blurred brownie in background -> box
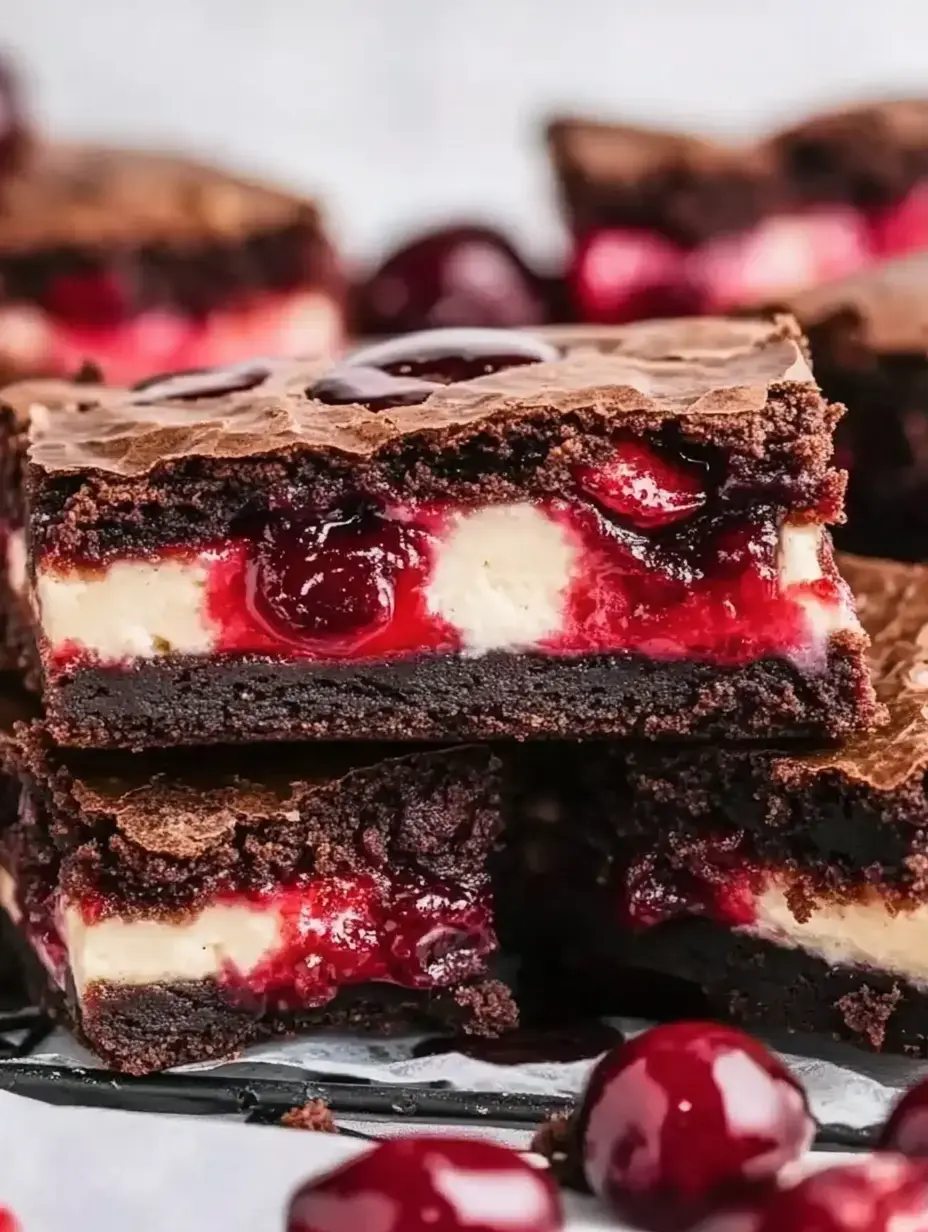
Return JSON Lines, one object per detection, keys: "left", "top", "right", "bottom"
{"left": 0, "top": 145, "right": 345, "bottom": 385}
{"left": 784, "top": 251, "right": 928, "bottom": 561}
{"left": 548, "top": 99, "right": 928, "bottom": 327}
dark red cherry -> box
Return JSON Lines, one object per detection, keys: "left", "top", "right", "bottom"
{"left": 756, "top": 1157, "right": 928, "bottom": 1232}
{"left": 130, "top": 362, "right": 271, "bottom": 403}
{"left": 577, "top": 1021, "right": 814, "bottom": 1230}
{"left": 0, "top": 58, "right": 29, "bottom": 178}
{"left": 356, "top": 225, "right": 548, "bottom": 335}
{"left": 0, "top": 1210, "right": 17, "bottom": 1232}
{"left": 251, "top": 506, "right": 424, "bottom": 648}
{"left": 287, "top": 1136, "right": 563, "bottom": 1232}
{"left": 576, "top": 439, "right": 707, "bottom": 529}
{"left": 880, "top": 1078, "right": 928, "bottom": 1156}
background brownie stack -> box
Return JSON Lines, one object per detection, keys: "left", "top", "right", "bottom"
{"left": 0, "top": 314, "right": 904, "bottom": 1071}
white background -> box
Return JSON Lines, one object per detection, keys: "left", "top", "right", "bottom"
{"left": 5, "top": 0, "right": 928, "bottom": 264}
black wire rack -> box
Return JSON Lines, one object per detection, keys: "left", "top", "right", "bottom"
{"left": 0, "top": 1002, "right": 874, "bottom": 1149}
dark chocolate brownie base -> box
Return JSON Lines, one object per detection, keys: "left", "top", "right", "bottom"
{"left": 558, "top": 918, "right": 928, "bottom": 1056}
{"left": 44, "top": 640, "right": 878, "bottom": 750}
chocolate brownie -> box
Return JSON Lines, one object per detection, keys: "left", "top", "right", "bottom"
{"left": 0, "top": 143, "right": 345, "bottom": 386}
{"left": 0, "top": 732, "right": 512, "bottom": 1073}
{"left": 4, "top": 318, "right": 881, "bottom": 748}
{"left": 510, "top": 554, "right": 928, "bottom": 1055}
{"left": 781, "top": 252, "right": 928, "bottom": 560}
{"left": 549, "top": 100, "right": 928, "bottom": 324}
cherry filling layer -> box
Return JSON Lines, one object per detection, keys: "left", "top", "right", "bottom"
{"left": 570, "top": 190, "right": 928, "bottom": 322}
{"left": 34, "top": 327, "right": 852, "bottom": 671}
{"left": 0, "top": 287, "right": 343, "bottom": 383}
{"left": 617, "top": 846, "right": 928, "bottom": 986}
{"left": 19, "top": 868, "right": 495, "bottom": 1008}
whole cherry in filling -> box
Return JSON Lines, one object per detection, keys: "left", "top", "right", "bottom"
{"left": 575, "top": 438, "right": 708, "bottom": 529}
{"left": 287, "top": 1137, "right": 563, "bottom": 1232}
{"left": 755, "top": 1157, "right": 928, "bottom": 1232}
{"left": 250, "top": 505, "right": 432, "bottom": 651}
{"left": 577, "top": 1021, "right": 814, "bottom": 1231}
{"left": 309, "top": 326, "right": 559, "bottom": 410}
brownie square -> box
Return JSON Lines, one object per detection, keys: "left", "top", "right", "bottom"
{"left": 0, "top": 733, "right": 511, "bottom": 1073}
{"left": 510, "top": 554, "right": 928, "bottom": 1056}
{"left": 5, "top": 317, "right": 880, "bottom": 748}
{"left": 549, "top": 100, "right": 928, "bottom": 323}
{"left": 0, "top": 143, "right": 345, "bottom": 386}
{"left": 784, "top": 251, "right": 928, "bottom": 560}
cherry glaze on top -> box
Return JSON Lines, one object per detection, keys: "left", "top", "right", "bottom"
{"left": 309, "top": 326, "right": 559, "bottom": 410}
{"left": 287, "top": 1136, "right": 563, "bottom": 1232}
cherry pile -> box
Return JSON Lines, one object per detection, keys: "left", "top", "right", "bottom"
{"left": 282, "top": 1021, "right": 928, "bottom": 1231}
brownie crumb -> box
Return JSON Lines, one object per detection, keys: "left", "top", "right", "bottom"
{"left": 837, "top": 983, "right": 903, "bottom": 1049}
{"left": 530, "top": 1112, "right": 587, "bottom": 1191}
{"left": 452, "top": 979, "right": 519, "bottom": 1036}
{"left": 280, "top": 1100, "right": 337, "bottom": 1133}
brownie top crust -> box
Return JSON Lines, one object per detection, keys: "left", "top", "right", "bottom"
{"left": 11, "top": 726, "right": 498, "bottom": 865}
{"left": 791, "top": 554, "right": 928, "bottom": 792}
{"left": 782, "top": 251, "right": 928, "bottom": 354}
{"left": 0, "top": 143, "right": 322, "bottom": 253}
{"left": 9, "top": 316, "right": 816, "bottom": 481}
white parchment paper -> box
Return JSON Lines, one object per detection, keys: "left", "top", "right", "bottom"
{"left": 7, "top": 1015, "right": 925, "bottom": 1134}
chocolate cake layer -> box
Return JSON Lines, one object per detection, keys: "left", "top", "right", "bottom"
{"left": 550, "top": 99, "right": 928, "bottom": 243}
{"left": 5, "top": 318, "right": 880, "bottom": 748}
{"left": 0, "top": 734, "right": 514, "bottom": 1071}
{"left": 507, "top": 554, "right": 928, "bottom": 1056}
{"left": 781, "top": 253, "right": 928, "bottom": 560}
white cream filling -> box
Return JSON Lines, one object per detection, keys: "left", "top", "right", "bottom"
{"left": 425, "top": 503, "right": 580, "bottom": 654}
{"left": 36, "top": 556, "right": 219, "bottom": 660}
{"left": 34, "top": 513, "right": 854, "bottom": 663}
{"left": 743, "top": 876, "right": 928, "bottom": 986}
{"left": 60, "top": 902, "right": 283, "bottom": 997}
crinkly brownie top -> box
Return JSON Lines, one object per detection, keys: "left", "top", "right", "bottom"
{"left": 6, "top": 317, "right": 818, "bottom": 480}
{"left": 0, "top": 142, "right": 322, "bottom": 253}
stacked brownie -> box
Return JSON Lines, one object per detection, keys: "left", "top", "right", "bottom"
{"left": 512, "top": 553, "right": 928, "bottom": 1055}
{"left": 549, "top": 99, "right": 928, "bottom": 324}
{"left": 0, "top": 316, "right": 888, "bottom": 1070}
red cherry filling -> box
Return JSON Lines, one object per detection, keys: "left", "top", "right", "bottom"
{"left": 570, "top": 228, "right": 694, "bottom": 324}
{"left": 577, "top": 1021, "right": 814, "bottom": 1231}
{"left": 880, "top": 1078, "right": 928, "bottom": 1156}
{"left": 308, "top": 327, "right": 560, "bottom": 410}
{"left": 619, "top": 850, "right": 758, "bottom": 932}
{"left": 250, "top": 506, "right": 432, "bottom": 652}
{"left": 222, "top": 871, "right": 494, "bottom": 1008}
{"left": 870, "top": 183, "right": 928, "bottom": 257}
{"left": 576, "top": 440, "right": 708, "bottom": 529}
{"left": 356, "top": 224, "right": 547, "bottom": 335}
{"left": 43, "top": 267, "right": 137, "bottom": 328}
{"left": 756, "top": 1157, "right": 928, "bottom": 1232}
{"left": 287, "top": 1136, "right": 563, "bottom": 1232}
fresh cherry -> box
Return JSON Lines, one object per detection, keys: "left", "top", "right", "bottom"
{"left": 356, "top": 225, "right": 548, "bottom": 336}
{"left": 130, "top": 362, "right": 271, "bottom": 403}
{"left": 250, "top": 505, "right": 427, "bottom": 650}
{"left": 287, "top": 1136, "right": 563, "bottom": 1232}
{"left": 756, "top": 1156, "right": 928, "bottom": 1232}
{"left": 576, "top": 439, "right": 707, "bottom": 529}
{"left": 0, "top": 1210, "right": 17, "bottom": 1232}
{"left": 577, "top": 1021, "right": 814, "bottom": 1230}
{"left": 308, "top": 327, "right": 559, "bottom": 410}
{"left": 879, "top": 1078, "right": 928, "bottom": 1156}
